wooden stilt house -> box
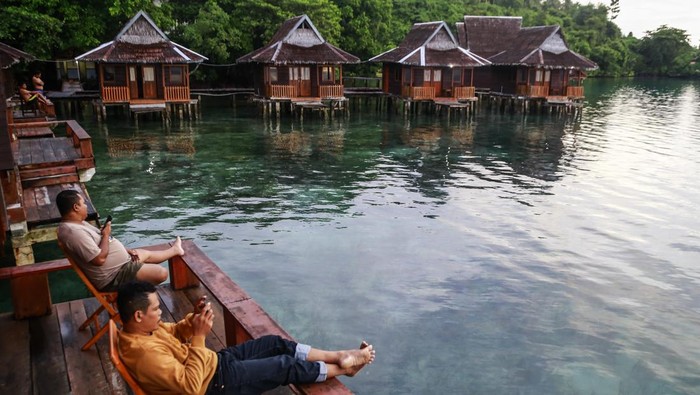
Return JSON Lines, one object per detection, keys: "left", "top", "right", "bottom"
{"left": 369, "top": 21, "right": 490, "bottom": 101}
{"left": 75, "top": 11, "right": 206, "bottom": 115}
{"left": 456, "top": 16, "right": 597, "bottom": 99}
{"left": 237, "top": 15, "right": 359, "bottom": 101}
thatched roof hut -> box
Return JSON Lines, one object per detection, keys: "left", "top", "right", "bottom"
{"left": 237, "top": 15, "right": 359, "bottom": 65}
{"left": 76, "top": 11, "right": 206, "bottom": 64}
{"left": 370, "top": 21, "right": 489, "bottom": 67}
{"left": 369, "top": 22, "right": 489, "bottom": 100}
{"left": 456, "top": 16, "right": 597, "bottom": 70}
{"left": 237, "top": 15, "right": 359, "bottom": 100}
{"left": 455, "top": 16, "right": 597, "bottom": 98}
{"left": 75, "top": 11, "right": 206, "bottom": 106}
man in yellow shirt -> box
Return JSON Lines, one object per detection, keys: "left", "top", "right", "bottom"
{"left": 117, "top": 281, "right": 375, "bottom": 394}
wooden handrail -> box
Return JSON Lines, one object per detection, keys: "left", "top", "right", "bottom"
{"left": 169, "top": 240, "right": 353, "bottom": 394}
{"left": 0, "top": 258, "right": 71, "bottom": 280}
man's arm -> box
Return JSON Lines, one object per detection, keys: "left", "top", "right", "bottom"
{"left": 88, "top": 222, "right": 111, "bottom": 266}
{"left": 132, "top": 303, "right": 216, "bottom": 394}
{"left": 131, "top": 340, "right": 216, "bottom": 395}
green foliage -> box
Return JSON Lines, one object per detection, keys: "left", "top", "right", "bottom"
{"left": 634, "top": 26, "right": 699, "bottom": 76}
{"left": 1, "top": 0, "right": 697, "bottom": 79}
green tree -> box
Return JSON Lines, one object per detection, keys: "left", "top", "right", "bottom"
{"left": 635, "top": 26, "right": 697, "bottom": 76}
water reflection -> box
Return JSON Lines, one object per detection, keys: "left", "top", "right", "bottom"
{"left": 75, "top": 80, "right": 700, "bottom": 395}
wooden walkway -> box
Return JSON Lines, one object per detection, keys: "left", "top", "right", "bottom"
{"left": 0, "top": 284, "right": 292, "bottom": 395}
{"left": 0, "top": 240, "right": 352, "bottom": 394}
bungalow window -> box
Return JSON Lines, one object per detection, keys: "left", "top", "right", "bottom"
{"left": 424, "top": 69, "right": 441, "bottom": 82}
{"left": 394, "top": 67, "right": 401, "bottom": 81}
{"left": 268, "top": 67, "right": 278, "bottom": 83}
{"left": 104, "top": 66, "right": 116, "bottom": 82}
{"left": 167, "top": 66, "right": 184, "bottom": 86}
{"left": 452, "top": 69, "right": 462, "bottom": 85}
{"left": 535, "top": 69, "right": 543, "bottom": 84}
{"left": 103, "top": 65, "right": 126, "bottom": 85}
{"left": 321, "top": 66, "right": 337, "bottom": 83}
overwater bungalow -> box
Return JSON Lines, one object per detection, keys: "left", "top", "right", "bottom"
{"left": 2, "top": 42, "right": 98, "bottom": 319}
{"left": 456, "top": 16, "right": 597, "bottom": 101}
{"left": 75, "top": 10, "right": 207, "bottom": 120}
{"left": 369, "top": 21, "right": 490, "bottom": 102}
{"left": 237, "top": 14, "right": 359, "bottom": 114}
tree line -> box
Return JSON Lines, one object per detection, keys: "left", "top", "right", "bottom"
{"left": 2, "top": 0, "right": 699, "bottom": 82}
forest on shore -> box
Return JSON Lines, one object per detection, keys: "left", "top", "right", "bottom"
{"left": 2, "top": 0, "right": 699, "bottom": 84}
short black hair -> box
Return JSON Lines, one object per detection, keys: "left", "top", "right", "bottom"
{"left": 56, "top": 189, "right": 82, "bottom": 216}
{"left": 117, "top": 281, "right": 157, "bottom": 324}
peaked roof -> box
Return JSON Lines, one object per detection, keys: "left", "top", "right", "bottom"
{"left": 76, "top": 11, "right": 206, "bottom": 64}
{"left": 457, "top": 16, "right": 597, "bottom": 70}
{"left": 237, "top": 15, "right": 359, "bottom": 65}
{"left": 0, "top": 42, "right": 34, "bottom": 69}
{"left": 369, "top": 21, "right": 489, "bottom": 67}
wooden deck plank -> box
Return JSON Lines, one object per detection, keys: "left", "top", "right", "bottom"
{"left": 0, "top": 312, "right": 31, "bottom": 395}
{"left": 83, "top": 298, "right": 130, "bottom": 395}
{"left": 57, "top": 301, "right": 112, "bottom": 395}
{"left": 29, "top": 306, "right": 71, "bottom": 395}
{"left": 14, "top": 126, "right": 54, "bottom": 139}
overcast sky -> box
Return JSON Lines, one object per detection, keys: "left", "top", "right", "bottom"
{"left": 577, "top": 0, "right": 700, "bottom": 45}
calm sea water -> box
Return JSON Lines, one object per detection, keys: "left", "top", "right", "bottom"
{"left": 29, "top": 79, "right": 700, "bottom": 394}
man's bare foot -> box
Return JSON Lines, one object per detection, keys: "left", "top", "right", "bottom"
{"left": 172, "top": 236, "right": 185, "bottom": 256}
{"left": 340, "top": 342, "right": 375, "bottom": 377}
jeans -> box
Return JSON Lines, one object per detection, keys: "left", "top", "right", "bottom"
{"left": 207, "top": 335, "right": 323, "bottom": 395}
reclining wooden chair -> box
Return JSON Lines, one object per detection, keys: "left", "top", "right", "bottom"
{"left": 109, "top": 320, "right": 146, "bottom": 395}
{"left": 58, "top": 241, "right": 121, "bottom": 351}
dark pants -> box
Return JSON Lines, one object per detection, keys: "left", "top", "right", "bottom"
{"left": 207, "top": 335, "right": 321, "bottom": 395}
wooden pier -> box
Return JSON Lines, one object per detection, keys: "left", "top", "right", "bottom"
{"left": 0, "top": 241, "right": 353, "bottom": 395}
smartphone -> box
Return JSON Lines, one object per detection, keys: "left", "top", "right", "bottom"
{"left": 101, "top": 215, "right": 112, "bottom": 230}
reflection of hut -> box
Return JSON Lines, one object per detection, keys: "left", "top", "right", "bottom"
{"left": 106, "top": 134, "right": 196, "bottom": 157}
{"left": 370, "top": 22, "right": 489, "bottom": 102}
{"left": 402, "top": 125, "right": 443, "bottom": 154}
{"left": 456, "top": 16, "right": 597, "bottom": 99}
{"left": 76, "top": 11, "right": 207, "bottom": 120}
{"left": 238, "top": 15, "right": 359, "bottom": 115}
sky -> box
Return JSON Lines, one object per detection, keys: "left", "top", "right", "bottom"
{"left": 578, "top": 0, "right": 700, "bottom": 46}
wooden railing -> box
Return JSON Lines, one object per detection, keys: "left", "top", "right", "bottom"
{"left": 567, "top": 86, "right": 584, "bottom": 98}
{"left": 453, "top": 86, "right": 475, "bottom": 99}
{"left": 517, "top": 85, "right": 549, "bottom": 98}
{"left": 403, "top": 86, "right": 435, "bottom": 100}
{"left": 101, "top": 86, "right": 129, "bottom": 103}
{"left": 320, "top": 85, "right": 344, "bottom": 99}
{"left": 165, "top": 86, "right": 190, "bottom": 102}
{"left": 66, "top": 120, "right": 95, "bottom": 172}
{"left": 267, "top": 84, "right": 296, "bottom": 99}
{"left": 528, "top": 85, "right": 548, "bottom": 98}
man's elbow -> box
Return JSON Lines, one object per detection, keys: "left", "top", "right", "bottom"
{"left": 90, "top": 257, "right": 106, "bottom": 266}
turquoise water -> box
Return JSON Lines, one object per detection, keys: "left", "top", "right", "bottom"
{"left": 8, "top": 79, "right": 700, "bottom": 394}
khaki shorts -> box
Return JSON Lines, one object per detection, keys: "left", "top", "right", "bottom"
{"left": 102, "top": 261, "right": 143, "bottom": 291}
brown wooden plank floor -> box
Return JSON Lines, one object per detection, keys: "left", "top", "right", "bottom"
{"left": 11, "top": 137, "right": 81, "bottom": 168}
{"left": 0, "top": 284, "right": 291, "bottom": 395}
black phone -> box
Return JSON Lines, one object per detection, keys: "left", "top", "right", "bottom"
{"left": 101, "top": 215, "right": 112, "bottom": 230}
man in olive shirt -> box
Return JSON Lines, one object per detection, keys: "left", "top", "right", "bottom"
{"left": 56, "top": 189, "right": 184, "bottom": 291}
{"left": 117, "top": 281, "right": 375, "bottom": 394}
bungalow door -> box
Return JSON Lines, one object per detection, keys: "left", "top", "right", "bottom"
{"left": 424, "top": 69, "right": 442, "bottom": 97}
{"left": 128, "top": 66, "right": 139, "bottom": 99}
{"left": 142, "top": 66, "right": 157, "bottom": 99}
{"left": 290, "top": 67, "right": 311, "bottom": 97}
